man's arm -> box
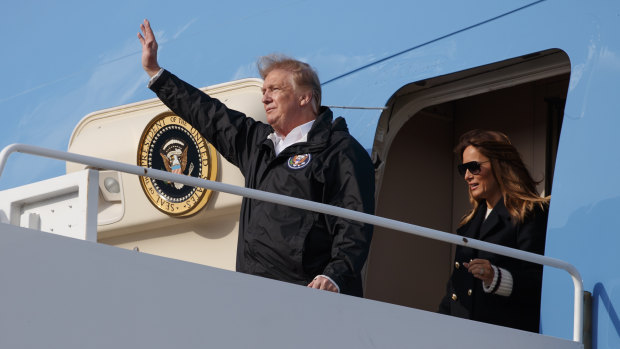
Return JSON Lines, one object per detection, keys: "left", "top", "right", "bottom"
{"left": 137, "top": 19, "right": 267, "bottom": 172}
{"left": 319, "top": 139, "right": 375, "bottom": 296}
{"left": 137, "top": 19, "right": 162, "bottom": 77}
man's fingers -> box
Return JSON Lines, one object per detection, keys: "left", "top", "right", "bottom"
{"left": 143, "top": 19, "right": 154, "bottom": 40}
{"left": 307, "top": 276, "right": 336, "bottom": 292}
{"left": 139, "top": 20, "right": 154, "bottom": 43}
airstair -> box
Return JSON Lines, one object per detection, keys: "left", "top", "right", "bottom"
{"left": 0, "top": 144, "right": 583, "bottom": 349}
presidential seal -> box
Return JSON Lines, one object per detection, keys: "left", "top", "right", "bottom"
{"left": 288, "top": 153, "right": 312, "bottom": 169}
{"left": 138, "top": 113, "right": 218, "bottom": 217}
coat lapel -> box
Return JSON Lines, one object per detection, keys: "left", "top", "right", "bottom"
{"left": 457, "top": 204, "right": 486, "bottom": 239}
{"left": 457, "top": 199, "right": 512, "bottom": 241}
{"left": 479, "top": 199, "right": 511, "bottom": 241}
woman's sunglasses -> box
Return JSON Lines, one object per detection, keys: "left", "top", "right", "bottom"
{"left": 457, "top": 161, "right": 489, "bottom": 176}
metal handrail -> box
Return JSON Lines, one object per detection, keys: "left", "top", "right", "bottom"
{"left": 0, "top": 143, "right": 584, "bottom": 343}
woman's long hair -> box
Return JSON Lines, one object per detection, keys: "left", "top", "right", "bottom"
{"left": 455, "top": 129, "right": 550, "bottom": 224}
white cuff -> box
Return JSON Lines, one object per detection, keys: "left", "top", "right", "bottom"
{"left": 495, "top": 268, "right": 513, "bottom": 297}
{"left": 147, "top": 68, "right": 164, "bottom": 88}
{"left": 482, "top": 266, "right": 513, "bottom": 297}
{"left": 482, "top": 265, "right": 500, "bottom": 292}
{"left": 316, "top": 275, "right": 340, "bottom": 293}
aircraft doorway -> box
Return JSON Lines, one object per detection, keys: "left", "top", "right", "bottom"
{"left": 364, "top": 49, "right": 570, "bottom": 311}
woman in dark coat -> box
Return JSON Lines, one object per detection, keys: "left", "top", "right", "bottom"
{"left": 438, "top": 130, "right": 550, "bottom": 332}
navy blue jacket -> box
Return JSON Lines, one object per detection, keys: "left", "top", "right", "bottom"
{"left": 438, "top": 199, "right": 548, "bottom": 332}
{"left": 150, "top": 70, "right": 375, "bottom": 296}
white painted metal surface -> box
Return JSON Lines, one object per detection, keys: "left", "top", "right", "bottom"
{"left": 0, "top": 143, "right": 584, "bottom": 344}
{"left": 0, "top": 169, "right": 99, "bottom": 241}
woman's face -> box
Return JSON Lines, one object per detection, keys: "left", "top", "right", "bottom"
{"left": 462, "top": 145, "right": 502, "bottom": 208}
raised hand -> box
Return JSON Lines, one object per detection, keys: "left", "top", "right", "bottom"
{"left": 137, "top": 19, "right": 161, "bottom": 77}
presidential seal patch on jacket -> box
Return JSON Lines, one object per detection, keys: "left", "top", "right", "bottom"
{"left": 137, "top": 112, "right": 218, "bottom": 217}
{"left": 288, "top": 153, "right": 312, "bottom": 169}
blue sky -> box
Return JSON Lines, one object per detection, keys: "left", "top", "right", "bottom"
{"left": 0, "top": 0, "right": 530, "bottom": 190}
{"left": 0, "top": 0, "right": 380, "bottom": 190}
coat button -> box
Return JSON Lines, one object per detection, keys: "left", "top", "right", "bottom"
{"left": 451, "top": 293, "right": 458, "bottom": 301}
{"left": 455, "top": 262, "right": 460, "bottom": 269}
{"left": 468, "top": 289, "right": 473, "bottom": 296}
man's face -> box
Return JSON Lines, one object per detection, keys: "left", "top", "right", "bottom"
{"left": 261, "top": 69, "right": 305, "bottom": 136}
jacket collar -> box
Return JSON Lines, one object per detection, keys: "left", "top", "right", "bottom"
{"left": 263, "top": 107, "right": 347, "bottom": 156}
{"left": 307, "top": 106, "right": 347, "bottom": 144}
{"left": 480, "top": 198, "right": 513, "bottom": 240}
{"left": 458, "top": 198, "right": 512, "bottom": 240}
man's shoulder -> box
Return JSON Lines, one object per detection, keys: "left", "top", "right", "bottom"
{"left": 325, "top": 134, "right": 373, "bottom": 174}
{"left": 329, "top": 127, "right": 369, "bottom": 155}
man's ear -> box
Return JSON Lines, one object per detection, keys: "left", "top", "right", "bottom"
{"left": 299, "top": 91, "right": 312, "bottom": 107}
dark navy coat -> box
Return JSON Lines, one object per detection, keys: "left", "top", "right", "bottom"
{"left": 438, "top": 199, "right": 548, "bottom": 332}
{"left": 150, "top": 70, "right": 375, "bottom": 296}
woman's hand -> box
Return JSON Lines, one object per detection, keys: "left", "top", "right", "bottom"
{"left": 464, "top": 258, "right": 494, "bottom": 286}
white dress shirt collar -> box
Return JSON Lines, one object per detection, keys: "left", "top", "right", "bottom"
{"left": 268, "top": 120, "right": 315, "bottom": 156}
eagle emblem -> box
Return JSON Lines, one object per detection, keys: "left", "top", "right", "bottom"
{"left": 160, "top": 138, "right": 194, "bottom": 189}
{"left": 288, "top": 153, "right": 312, "bottom": 169}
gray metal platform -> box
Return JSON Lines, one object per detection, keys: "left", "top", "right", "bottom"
{"left": 0, "top": 223, "right": 582, "bottom": 348}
